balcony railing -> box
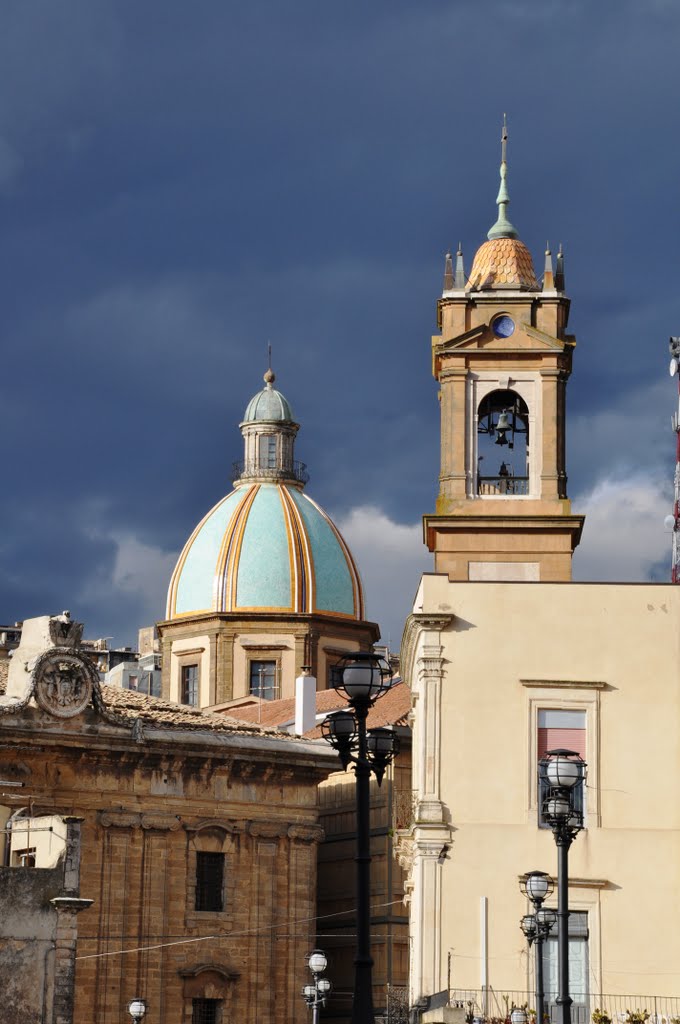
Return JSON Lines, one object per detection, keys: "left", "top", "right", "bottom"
{"left": 450, "top": 989, "right": 680, "bottom": 1024}
{"left": 478, "top": 476, "right": 529, "bottom": 496}
{"left": 232, "top": 460, "right": 309, "bottom": 485}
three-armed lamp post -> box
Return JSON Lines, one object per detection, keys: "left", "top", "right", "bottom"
{"left": 302, "top": 949, "right": 332, "bottom": 1024}
{"left": 539, "top": 749, "right": 586, "bottom": 1024}
{"left": 321, "top": 652, "right": 399, "bottom": 1024}
{"left": 519, "top": 871, "right": 557, "bottom": 1024}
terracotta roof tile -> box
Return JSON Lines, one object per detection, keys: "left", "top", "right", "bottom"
{"left": 467, "top": 237, "right": 539, "bottom": 291}
{"left": 99, "top": 685, "right": 280, "bottom": 734}
{"left": 223, "top": 681, "right": 411, "bottom": 739}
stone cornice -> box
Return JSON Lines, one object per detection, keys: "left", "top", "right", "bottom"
{"left": 99, "top": 811, "right": 182, "bottom": 830}
{"left": 184, "top": 818, "right": 245, "bottom": 834}
{"left": 516, "top": 873, "right": 609, "bottom": 890}
{"left": 520, "top": 678, "right": 607, "bottom": 691}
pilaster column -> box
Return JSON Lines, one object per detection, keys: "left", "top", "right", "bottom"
{"left": 540, "top": 368, "right": 560, "bottom": 499}
{"left": 439, "top": 368, "right": 468, "bottom": 500}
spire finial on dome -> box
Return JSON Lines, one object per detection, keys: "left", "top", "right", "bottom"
{"left": 487, "top": 114, "right": 519, "bottom": 241}
{"left": 264, "top": 342, "right": 275, "bottom": 387}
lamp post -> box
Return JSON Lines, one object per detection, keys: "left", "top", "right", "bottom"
{"left": 539, "top": 749, "right": 586, "bottom": 1024}
{"left": 302, "top": 949, "right": 332, "bottom": 1024}
{"left": 519, "top": 871, "right": 556, "bottom": 1024}
{"left": 127, "top": 999, "right": 147, "bottom": 1024}
{"left": 321, "top": 652, "right": 399, "bottom": 1024}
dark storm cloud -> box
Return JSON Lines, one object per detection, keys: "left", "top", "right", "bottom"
{"left": 1, "top": 0, "right": 678, "bottom": 644}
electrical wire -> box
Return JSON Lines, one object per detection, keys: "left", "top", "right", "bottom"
{"left": 75, "top": 898, "right": 404, "bottom": 961}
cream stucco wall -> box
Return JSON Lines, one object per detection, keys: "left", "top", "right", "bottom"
{"left": 9, "top": 814, "right": 66, "bottom": 868}
{"left": 169, "top": 633, "right": 212, "bottom": 704}
{"left": 402, "top": 575, "right": 680, "bottom": 1011}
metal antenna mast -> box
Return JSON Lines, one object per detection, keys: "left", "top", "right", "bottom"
{"left": 667, "top": 337, "right": 680, "bottom": 581}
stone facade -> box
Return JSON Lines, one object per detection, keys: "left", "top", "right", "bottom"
{"left": 0, "top": 616, "right": 337, "bottom": 1024}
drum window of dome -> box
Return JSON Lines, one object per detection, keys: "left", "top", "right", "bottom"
{"left": 249, "top": 659, "right": 279, "bottom": 701}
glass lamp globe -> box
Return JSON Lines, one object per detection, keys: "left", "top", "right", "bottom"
{"left": 511, "top": 1009, "right": 528, "bottom": 1024}
{"left": 546, "top": 753, "right": 584, "bottom": 789}
{"left": 536, "top": 906, "right": 556, "bottom": 931}
{"left": 342, "top": 659, "right": 382, "bottom": 701}
{"left": 545, "top": 795, "right": 571, "bottom": 821}
{"left": 322, "top": 710, "right": 356, "bottom": 743}
{"left": 366, "top": 727, "right": 398, "bottom": 757}
{"left": 524, "top": 871, "right": 553, "bottom": 902}
{"left": 318, "top": 978, "right": 332, "bottom": 994}
{"left": 128, "top": 1000, "right": 147, "bottom": 1021}
{"left": 303, "top": 984, "right": 317, "bottom": 1000}
{"left": 308, "top": 949, "right": 328, "bottom": 975}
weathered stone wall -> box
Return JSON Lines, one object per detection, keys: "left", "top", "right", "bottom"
{"left": 0, "top": 863, "right": 63, "bottom": 1023}
{"left": 0, "top": 709, "right": 333, "bottom": 1024}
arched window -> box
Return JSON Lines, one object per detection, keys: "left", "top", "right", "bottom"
{"left": 477, "top": 390, "right": 530, "bottom": 495}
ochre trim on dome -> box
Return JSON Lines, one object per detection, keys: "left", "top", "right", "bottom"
{"left": 279, "top": 485, "right": 314, "bottom": 613}
{"left": 279, "top": 486, "right": 302, "bottom": 611}
{"left": 220, "top": 484, "right": 260, "bottom": 612}
{"left": 166, "top": 489, "right": 251, "bottom": 619}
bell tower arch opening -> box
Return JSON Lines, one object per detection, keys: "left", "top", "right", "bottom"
{"left": 476, "top": 389, "right": 530, "bottom": 496}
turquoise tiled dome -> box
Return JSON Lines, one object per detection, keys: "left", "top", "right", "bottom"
{"left": 243, "top": 371, "right": 294, "bottom": 423}
{"left": 167, "top": 483, "right": 364, "bottom": 620}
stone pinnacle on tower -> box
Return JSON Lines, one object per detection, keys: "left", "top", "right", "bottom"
{"left": 543, "top": 243, "right": 554, "bottom": 291}
{"left": 454, "top": 243, "right": 466, "bottom": 288}
{"left": 443, "top": 251, "right": 454, "bottom": 292}
{"left": 555, "top": 243, "right": 566, "bottom": 291}
{"left": 487, "top": 114, "right": 519, "bottom": 241}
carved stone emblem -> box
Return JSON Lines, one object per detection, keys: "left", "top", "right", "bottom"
{"left": 33, "top": 650, "right": 94, "bottom": 718}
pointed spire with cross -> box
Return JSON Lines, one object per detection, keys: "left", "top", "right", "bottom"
{"left": 487, "top": 114, "right": 519, "bottom": 241}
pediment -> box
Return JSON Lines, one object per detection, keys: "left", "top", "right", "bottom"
{"left": 437, "top": 321, "right": 565, "bottom": 354}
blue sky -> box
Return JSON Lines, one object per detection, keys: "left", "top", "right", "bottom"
{"left": 1, "top": 0, "right": 678, "bottom": 648}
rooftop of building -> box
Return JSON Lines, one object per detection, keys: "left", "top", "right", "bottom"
{"left": 0, "top": 667, "right": 303, "bottom": 739}
{"left": 223, "top": 679, "right": 410, "bottom": 738}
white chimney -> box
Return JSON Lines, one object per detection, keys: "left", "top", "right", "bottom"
{"left": 294, "top": 670, "right": 317, "bottom": 735}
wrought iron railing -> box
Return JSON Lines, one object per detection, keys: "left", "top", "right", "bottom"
{"left": 385, "top": 985, "right": 409, "bottom": 1024}
{"left": 478, "top": 476, "right": 529, "bottom": 496}
{"left": 450, "top": 989, "right": 680, "bottom": 1024}
{"left": 232, "top": 460, "right": 309, "bottom": 484}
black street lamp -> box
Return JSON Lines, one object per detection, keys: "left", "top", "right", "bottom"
{"left": 539, "top": 749, "right": 586, "bottom": 1024}
{"left": 519, "top": 871, "right": 556, "bottom": 1024}
{"left": 302, "top": 949, "right": 332, "bottom": 1024}
{"left": 127, "top": 999, "right": 147, "bottom": 1024}
{"left": 321, "top": 652, "right": 399, "bottom": 1024}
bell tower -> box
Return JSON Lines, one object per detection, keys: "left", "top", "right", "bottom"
{"left": 425, "top": 119, "right": 584, "bottom": 582}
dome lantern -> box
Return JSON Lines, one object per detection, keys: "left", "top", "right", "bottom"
{"left": 235, "top": 367, "right": 308, "bottom": 487}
